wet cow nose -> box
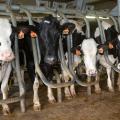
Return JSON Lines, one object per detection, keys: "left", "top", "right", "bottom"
{"left": 1, "top": 51, "right": 12, "bottom": 58}
{"left": 88, "top": 69, "right": 97, "bottom": 76}
{"left": 44, "top": 56, "right": 57, "bottom": 64}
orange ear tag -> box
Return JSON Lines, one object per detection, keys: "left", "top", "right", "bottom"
{"left": 30, "top": 31, "right": 37, "bottom": 38}
{"left": 63, "top": 28, "right": 69, "bottom": 35}
{"left": 108, "top": 43, "right": 113, "bottom": 49}
{"left": 75, "top": 49, "right": 81, "bottom": 56}
{"left": 18, "top": 31, "right": 24, "bottom": 39}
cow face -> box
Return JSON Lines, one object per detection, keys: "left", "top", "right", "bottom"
{"left": 81, "top": 38, "right": 97, "bottom": 76}
{"left": 40, "top": 15, "right": 60, "bottom": 65}
{"left": 0, "top": 19, "right": 14, "bottom": 61}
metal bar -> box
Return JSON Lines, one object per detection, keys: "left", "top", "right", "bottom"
{"left": 6, "top": 6, "right": 26, "bottom": 112}
{"left": 110, "top": 16, "right": 119, "bottom": 32}
{"left": 0, "top": 4, "right": 111, "bottom": 16}
{"left": 54, "top": 70, "right": 62, "bottom": 103}
{"left": 117, "top": 0, "right": 120, "bottom": 31}
{"left": 84, "top": 17, "right": 90, "bottom": 38}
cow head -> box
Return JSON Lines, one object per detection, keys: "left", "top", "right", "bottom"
{"left": 39, "top": 15, "right": 60, "bottom": 65}
{"left": 0, "top": 19, "right": 14, "bottom": 61}
{"left": 81, "top": 38, "right": 97, "bottom": 76}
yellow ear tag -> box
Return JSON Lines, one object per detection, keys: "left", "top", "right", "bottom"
{"left": 63, "top": 28, "right": 69, "bottom": 35}
{"left": 30, "top": 31, "right": 37, "bottom": 38}
{"left": 18, "top": 31, "right": 24, "bottom": 39}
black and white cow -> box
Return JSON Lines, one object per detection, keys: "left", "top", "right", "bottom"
{"left": 0, "top": 18, "right": 15, "bottom": 115}
{"left": 94, "top": 21, "right": 120, "bottom": 92}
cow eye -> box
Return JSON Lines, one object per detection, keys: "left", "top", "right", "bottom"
{"left": 0, "top": 42, "right": 1, "bottom": 46}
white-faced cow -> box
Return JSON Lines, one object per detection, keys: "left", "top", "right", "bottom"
{"left": 60, "top": 20, "right": 98, "bottom": 97}
{"left": 0, "top": 18, "right": 14, "bottom": 115}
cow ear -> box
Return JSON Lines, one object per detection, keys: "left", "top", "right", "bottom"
{"left": 70, "top": 47, "right": 76, "bottom": 54}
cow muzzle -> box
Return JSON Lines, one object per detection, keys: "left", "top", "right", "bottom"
{"left": 0, "top": 50, "right": 15, "bottom": 61}
{"left": 87, "top": 69, "right": 97, "bottom": 77}
{"left": 44, "top": 56, "right": 57, "bottom": 65}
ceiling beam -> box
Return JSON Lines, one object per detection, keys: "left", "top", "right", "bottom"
{"left": 87, "top": 0, "right": 116, "bottom": 5}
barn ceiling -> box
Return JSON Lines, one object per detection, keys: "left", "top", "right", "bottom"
{"left": 0, "top": 0, "right": 117, "bottom": 10}
{"left": 0, "top": 0, "right": 117, "bottom": 17}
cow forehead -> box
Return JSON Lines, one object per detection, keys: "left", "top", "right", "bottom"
{"left": 0, "top": 18, "right": 12, "bottom": 36}
{"left": 81, "top": 38, "right": 97, "bottom": 53}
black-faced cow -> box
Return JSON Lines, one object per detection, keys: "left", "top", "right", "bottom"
{"left": 14, "top": 15, "right": 61, "bottom": 111}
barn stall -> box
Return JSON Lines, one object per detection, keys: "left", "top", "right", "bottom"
{"left": 0, "top": 0, "right": 120, "bottom": 120}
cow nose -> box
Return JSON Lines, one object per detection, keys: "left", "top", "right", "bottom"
{"left": 88, "top": 69, "right": 97, "bottom": 76}
{"left": 44, "top": 56, "right": 57, "bottom": 64}
{"left": 0, "top": 51, "right": 14, "bottom": 61}
{"left": 117, "top": 63, "right": 120, "bottom": 70}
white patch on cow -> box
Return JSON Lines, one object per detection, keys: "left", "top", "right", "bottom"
{"left": 118, "top": 35, "right": 120, "bottom": 42}
{"left": 0, "top": 18, "right": 14, "bottom": 61}
{"left": 102, "top": 21, "right": 111, "bottom": 30}
{"left": 64, "top": 52, "right": 81, "bottom": 69}
{"left": 44, "top": 20, "right": 50, "bottom": 24}
{"left": 97, "top": 54, "right": 116, "bottom": 68}
{"left": 94, "top": 27, "right": 100, "bottom": 38}
{"left": 117, "top": 63, "right": 120, "bottom": 70}
{"left": 81, "top": 38, "right": 97, "bottom": 76}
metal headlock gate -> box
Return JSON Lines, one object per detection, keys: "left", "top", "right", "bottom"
{"left": 0, "top": 6, "right": 25, "bottom": 113}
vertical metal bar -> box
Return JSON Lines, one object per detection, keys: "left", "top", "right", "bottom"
{"left": 54, "top": 70, "right": 62, "bottom": 103}
{"left": 117, "top": 0, "right": 120, "bottom": 31}
{"left": 6, "top": 6, "right": 26, "bottom": 112}
{"left": 87, "top": 76, "right": 92, "bottom": 96}
{"left": 110, "top": 16, "right": 119, "bottom": 32}
{"left": 84, "top": 17, "right": 90, "bottom": 38}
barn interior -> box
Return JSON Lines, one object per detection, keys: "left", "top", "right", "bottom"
{"left": 0, "top": 0, "right": 120, "bottom": 120}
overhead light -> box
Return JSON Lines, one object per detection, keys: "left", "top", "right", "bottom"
{"left": 85, "top": 16, "right": 109, "bottom": 19}
{"left": 86, "top": 16, "right": 96, "bottom": 19}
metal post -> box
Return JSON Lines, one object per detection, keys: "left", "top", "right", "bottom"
{"left": 117, "top": 0, "right": 120, "bottom": 31}
{"left": 110, "top": 16, "right": 119, "bottom": 32}
{"left": 84, "top": 17, "right": 90, "bottom": 38}
{"left": 6, "top": 6, "right": 26, "bottom": 112}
